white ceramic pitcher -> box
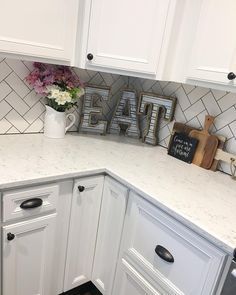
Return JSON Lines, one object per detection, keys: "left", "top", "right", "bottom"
{"left": 44, "top": 105, "right": 76, "bottom": 139}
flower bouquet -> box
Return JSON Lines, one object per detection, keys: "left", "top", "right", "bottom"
{"left": 26, "top": 62, "right": 84, "bottom": 112}
{"left": 26, "top": 63, "right": 84, "bottom": 138}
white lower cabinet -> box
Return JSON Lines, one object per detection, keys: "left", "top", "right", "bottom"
{"left": 0, "top": 176, "right": 229, "bottom": 295}
{"left": 113, "top": 259, "right": 164, "bottom": 295}
{"left": 2, "top": 214, "right": 57, "bottom": 295}
{"left": 64, "top": 175, "right": 104, "bottom": 291}
{"left": 92, "top": 176, "right": 128, "bottom": 294}
{"left": 114, "top": 191, "right": 226, "bottom": 295}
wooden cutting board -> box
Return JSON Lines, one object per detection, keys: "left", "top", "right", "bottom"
{"left": 189, "top": 116, "right": 219, "bottom": 167}
{"left": 171, "top": 121, "right": 226, "bottom": 171}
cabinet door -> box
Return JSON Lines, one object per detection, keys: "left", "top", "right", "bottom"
{"left": 113, "top": 259, "right": 163, "bottom": 295}
{"left": 64, "top": 176, "right": 104, "bottom": 291}
{"left": 0, "top": 0, "right": 78, "bottom": 63}
{"left": 92, "top": 176, "right": 128, "bottom": 294}
{"left": 2, "top": 214, "right": 56, "bottom": 295}
{"left": 119, "top": 192, "right": 225, "bottom": 295}
{"left": 188, "top": 0, "right": 236, "bottom": 86}
{"left": 86, "top": 0, "right": 171, "bottom": 75}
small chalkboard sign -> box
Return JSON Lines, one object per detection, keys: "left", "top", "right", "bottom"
{"left": 168, "top": 132, "right": 198, "bottom": 164}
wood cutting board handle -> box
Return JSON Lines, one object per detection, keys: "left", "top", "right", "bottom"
{"left": 204, "top": 115, "right": 215, "bottom": 133}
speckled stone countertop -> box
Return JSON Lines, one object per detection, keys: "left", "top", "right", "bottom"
{"left": 0, "top": 133, "right": 235, "bottom": 256}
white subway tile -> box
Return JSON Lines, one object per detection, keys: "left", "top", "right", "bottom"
{"left": 5, "top": 91, "right": 30, "bottom": 115}
{"left": 0, "top": 100, "right": 11, "bottom": 120}
{"left": 0, "top": 118, "right": 12, "bottom": 134}
{"left": 5, "top": 109, "right": 29, "bottom": 132}
{"left": 214, "top": 107, "right": 236, "bottom": 130}
{"left": 24, "top": 102, "right": 45, "bottom": 124}
{"left": 218, "top": 93, "right": 236, "bottom": 112}
{"left": 5, "top": 59, "right": 30, "bottom": 80}
{"left": 175, "top": 86, "right": 191, "bottom": 111}
{"left": 6, "top": 126, "right": 20, "bottom": 134}
{"left": 24, "top": 90, "right": 42, "bottom": 107}
{"left": 25, "top": 118, "right": 44, "bottom": 133}
{"left": 5, "top": 72, "right": 30, "bottom": 98}
{"left": 184, "top": 100, "right": 205, "bottom": 121}
{"left": 188, "top": 87, "right": 210, "bottom": 104}
{"left": 0, "top": 61, "right": 12, "bottom": 82}
{"left": 202, "top": 92, "right": 221, "bottom": 116}
{"left": 215, "top": 125, "right": 233, "bottom": 139}
{"left": 0, "top": 81, "right": 12, "bottom": 101}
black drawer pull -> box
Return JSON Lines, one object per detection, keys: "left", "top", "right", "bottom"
{"left": 78, "top": 185, "right": 85, "bottom": 192}
{"left": 20, "top": 198, "right": 43, "bottom": 209}
{"left": 155, "top": 245, "right": 174, "bottom": 263}
{"left": 7, "top": 233, "right": 15, "bottom": 241}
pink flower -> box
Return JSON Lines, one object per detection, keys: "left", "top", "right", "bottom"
{"left": 25, "top": 62, "right": 84, "bottom": 95}
{"left": 33, "top": 79, "right": 47, "bottom": 94}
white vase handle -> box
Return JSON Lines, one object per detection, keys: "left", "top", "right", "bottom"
{"left": 65, "top": 113, "right": 76, "bottom": 132}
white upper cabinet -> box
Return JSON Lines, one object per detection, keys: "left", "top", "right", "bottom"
{"left": 79, "top": 0, "right": 177, "bottom": 78}
{"left": 188, "top": 0, "right": 236, "bottom": 88}
{"left": 0, "top": 0, "right": 79, "bottom": 64}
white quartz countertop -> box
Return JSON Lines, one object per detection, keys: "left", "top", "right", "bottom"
{"left": 0, "top": 133, "right": 235, "bottom": 256}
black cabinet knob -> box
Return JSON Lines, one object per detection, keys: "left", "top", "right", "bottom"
{"left": 7, "top": 233, "right": 15, "bottom": 241}
{"left": 78, "top": 185, "right": 85, "bottom": 192}
{"left": 87, "top": 53, "right": 94, "bottom": 61}
{"left": 155, "top": 245, "right": 174, "bottom": 263}
{"left": 227, "top": 72, "right": 236, "bottom": 80}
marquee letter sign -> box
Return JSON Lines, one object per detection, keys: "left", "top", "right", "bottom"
{"left": 80, "top": 85, "right": 111, "bottom": 135}
{"left": 109, "top": 90, "right": 139, "bottom": 138}
{"left": 138, "top": 92, "right": 176, "bottom": 145}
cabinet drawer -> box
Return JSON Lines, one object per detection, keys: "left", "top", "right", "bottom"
{"left": 113, "top": 258, "right": 165, "bottom": 295}
{"left": 121, "top": 192, "right": 226, "bottom": 295}
{"left": 3, "top": 184, "right": 59, "bottom": 222}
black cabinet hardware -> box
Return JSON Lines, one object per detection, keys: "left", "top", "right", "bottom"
{"left": 7, "top": 233, "right": 15, "bottom": 241}
{"left": 78, "top": 185, "right": 85, "bottom": 192}
{"left": 87, "top": 53, "right": 94, "bottom": 60}
{"left": 155, "top": 245, "right": 174, "bottom": 263}
{"left": 227, "top": 72, "right": 236, "bottom": 80}
{"left": 20, "top": 198, "right": 43, "bottom": 209}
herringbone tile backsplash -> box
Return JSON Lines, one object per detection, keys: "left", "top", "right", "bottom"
{"left": 0, "top": 58, "right": 235, "bottom": 174}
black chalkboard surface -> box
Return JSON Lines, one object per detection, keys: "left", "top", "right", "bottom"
{"left": 168, "top": 132, "right": 199, "bottom": 164}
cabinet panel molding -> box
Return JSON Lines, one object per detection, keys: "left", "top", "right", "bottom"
{"left": 2, "top": 214, "right": 57, "bottom": 295}
{"left": 0, "top": 0, "right": 79, "bottom": 63}
{"left": 118, "top": 191, "right": 226, "bottom": 295}
{"left": 64, "top": 175, "right": 104, "bottom": 291}
{"left": 92, "top": 176, "right": 128, "bottom": 294}
{"left": 83, "top": 0, "right": 173, "bottom": 76}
